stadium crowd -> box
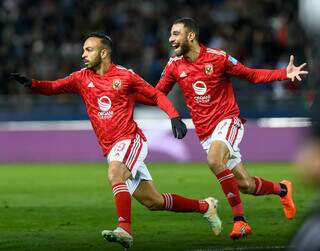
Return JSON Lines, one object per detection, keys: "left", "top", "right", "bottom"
{"left": 0, "top": 0, "right": 316, "bottom": 119}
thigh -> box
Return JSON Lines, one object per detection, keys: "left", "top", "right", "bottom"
{"left": 107, "top": 160, "right": 132, "bottom": 186}
{"left": 107, "top": 134, "right": 147, "bottom": 179}
{"left": 133, "top": 180, "right": 163, "bottom": 205}
{"left": 208, "top": 140, "right": 230, "bottom": 164}
{"left": 126, "top": 163, "right": 153, "bottom": 195}
{"left": 202, "top": 117, "right": 244, "bottom": 170}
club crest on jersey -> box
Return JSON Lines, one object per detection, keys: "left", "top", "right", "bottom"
{"left": 204, "top": 63, "right": 213, "bottom": 75}
{"left": 112, "top": 79, "right": 122, "bottom": 90}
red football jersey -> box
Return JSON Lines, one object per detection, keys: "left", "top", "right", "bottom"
{"left": 31, "top": 64, "right": 179, "bottom": 155}
{"left": 154, "top": 45, "right": 288, "bottom": 141}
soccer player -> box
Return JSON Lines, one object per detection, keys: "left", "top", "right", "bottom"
{"left": 135, "top": 18, "right": 308, "bottom": 240}
{"left": 9, "top": 32, "right": 222, "bottom": 249}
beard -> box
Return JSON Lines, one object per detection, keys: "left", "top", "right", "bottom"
{"left": 85, "top": 59, "right": 101, "bottom": 70}
{"left": 177, "top": 39, "right": 191, "bottom": 56}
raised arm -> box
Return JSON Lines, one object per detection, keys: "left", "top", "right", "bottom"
{"left": 10, "top": 72, "right": 79, "bottom": 95}
{"left": 225, "top": 54, "right": 308, "bottom": 84}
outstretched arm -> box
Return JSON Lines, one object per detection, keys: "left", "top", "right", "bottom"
{"left": 9, "top": 73, "right": 32, "bottom": 87}
{"left": 9, "top": 72, "right": 79, "bottom": 95}
{"left": 286, "top": 55, "right": 308, "bottom": 82}
{"left": 225, "top": 55, "right": 308, "bottom": 84}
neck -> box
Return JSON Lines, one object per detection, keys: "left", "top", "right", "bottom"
{"left": 95, "top": 60, "right": 111, "bottom": 75}
{"left": 184, "top": 43, "right": 201, "bottom": 62}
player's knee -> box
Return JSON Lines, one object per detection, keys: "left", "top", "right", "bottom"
{"left": 107, "top": 169, "right": 124, "bottom": 185}
{"left": 207, "top": 157, "right": 225, "bottom": 173}
{"left": 144, "top": 198, "right": 164, "bottom": 211}
{"left": 237, "top": 179, "right": 251, "bottom": 194}
{"left": 107, "top": 164, "right": 130, "bottom": 185}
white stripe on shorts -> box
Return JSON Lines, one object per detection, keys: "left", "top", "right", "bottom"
{"left": 229, "top": 118, "right": 241, "bottom": 146}
{"left": 125, "top": 134, "right": 142, "bottom": 170}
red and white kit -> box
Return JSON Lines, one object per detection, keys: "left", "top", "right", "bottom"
{"left": 107, "top": 133, "right": 151, "bottom": 193}
{"left": 31, "top": 64, "right": 179, "bottom": 192}
{"left": 201, "top": 117, "right": 244, "bottom": 169}
{"left": 149, "top": 45, "right": 288, "bottom": 165}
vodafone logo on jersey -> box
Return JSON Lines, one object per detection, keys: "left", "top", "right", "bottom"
{"left": 98, "top": 96, "right": 112, "bottom": 111}
{"left": 192, "top": 81, "right": 207, "bottom": 95}
{"left": 97, "top": 96, "right": 113, "bottom": 119}
{"left": 193, "top": 80, "right": 211, "bottom": 103}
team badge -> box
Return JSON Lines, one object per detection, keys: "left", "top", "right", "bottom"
{"left": 112, "top": 79, "right": 122, "bottom": 90}
{"left": 204, "top": 63, "right": 213, "bottom": 75}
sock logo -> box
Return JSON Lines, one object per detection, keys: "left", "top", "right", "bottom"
{"left": 118, "top": 216, "right": 126, "bottom": 222}
{"left": 240, "top": 225, "right": 247, "bottom": 235}
{"left": 227, "top": 192, "right": 235, "bottom": 198}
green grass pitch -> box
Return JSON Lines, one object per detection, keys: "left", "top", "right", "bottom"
{"left": 0, "top": 162, "right": 316, "bottom": 251}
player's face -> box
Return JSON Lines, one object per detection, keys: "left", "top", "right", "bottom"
{"left": 82, "top": 37, "right": 104, "bottom": 69}
{"left": 169, "top": 23, "right": 191, "bottom": 56}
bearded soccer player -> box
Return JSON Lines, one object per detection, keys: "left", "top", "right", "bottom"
{"left": 135, "top": 18, "right": 308, "bottom": 239}
{"left": 10, "top": 32, "right": 222, "bottom": 249}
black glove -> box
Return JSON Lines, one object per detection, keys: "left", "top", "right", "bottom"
{"left": 171, "top": 117, "right": 187, "bottom": 139}
{"left": 9, "top": 73, "right": 32, "bottom": 87}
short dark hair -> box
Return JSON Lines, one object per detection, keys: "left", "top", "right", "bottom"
{"left": 173, "top": 17, "right": 199, "bottom": 41}
{"left": 85, "top": 32, "right": 113, "bottom": 54}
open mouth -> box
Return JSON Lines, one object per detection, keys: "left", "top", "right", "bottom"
{"left": 172, "top": 43, "right": 180, "bottom": 50}
{"left": 172, "top": 43, "right": 181, "bottom": 54}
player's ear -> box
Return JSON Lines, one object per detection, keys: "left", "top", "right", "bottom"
{"left": 101, "top": 48, "right": 109, "bottom": 59}
{"left": 188, "top": 32, "right": 196, "bottom": 42}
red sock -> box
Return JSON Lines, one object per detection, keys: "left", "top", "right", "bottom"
{"left": 112, "top": 183, "right": 131, "bottom": 234}
{"left": 216, "top": 169, "right": 244, "bottom": 217}
{"left": 253, "top": 176, "right": 281, "bottom": 195}
{"left": 162, "top": 193, "right": 209, "bottom": 213}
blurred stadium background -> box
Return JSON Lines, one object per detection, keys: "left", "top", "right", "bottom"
{"left": 0, "top": 0, "right": 318, "bottom": 120}
{"left": 0, "top": 0, "right": 319, "bottom": 251}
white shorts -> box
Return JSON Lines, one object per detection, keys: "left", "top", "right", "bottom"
{"left": 201, "top": 117, "right": 244, "bottom": 169}
{"left": 107, "top": 134, "right": 152, "bottom": 194}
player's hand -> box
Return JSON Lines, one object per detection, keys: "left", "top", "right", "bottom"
{"left": 9, "top": 73, "right": 32, "bottom": 87}
{"left": 171, "top": 117, "right": 187, "bottom": 139}
{"left": 286, "top": 55, "right": 308, "bottom": 82}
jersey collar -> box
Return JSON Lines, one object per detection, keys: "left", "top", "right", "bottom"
{"left": 182, "top": 44, "right": 206, "bottom": 64}
{"left": 88, "top": 63, "right": 115, "bottom": 77}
